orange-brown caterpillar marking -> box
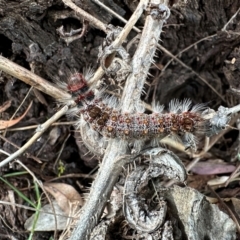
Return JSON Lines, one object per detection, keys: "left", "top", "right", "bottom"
{"left": 81, "top": 101, "right": 206, "bottom": 141}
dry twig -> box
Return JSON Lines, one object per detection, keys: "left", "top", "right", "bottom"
{"left": 0, "top": 56, "right": 72, "bottom": 102}
{"left": 62, "top": 0, "right": 107, "bottom": 32}
{"left": 0, "top": 106, "right": 69, "bottom": 168}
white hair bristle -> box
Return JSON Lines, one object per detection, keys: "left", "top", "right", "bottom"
{"left": 94, "top": 88, "right": 106, "bottom": 99}
{"left": 83, "top": 67, "right": 95, "bottom": 81}
{"left": 152, "top": 101, "right": 164, "bottom": 113}
{"left": 179, "top": 99, "right": 192, "bottom": 112}
{"left": 54, "top": 79, "right": 68, "bottom": 90}
{"left": 191, "top": 103, "right": 207, "bottom": 113}
{"left": 102, "top": 96, "right": 119, "bottom": 109}
{"left": 150, "top": 137, "right": 160, "bottom": 147}
{"left": 150, "top": 57, "right": 156, "bottom": 64}
{"left": 67, "top": 106, "right": 80, "bottom": 118}
{"left": 66, "top": 68, "right": 77, "bottom": 80}
{"left": 57, "top": 97, "right": 75, "bottom": 106}
{"left": 169, "top": 99, "right": 181, "bottom": 113}
{"left": 135, "top": 102, "right": 145, "bottom": 113}
{"left": 133, "top": 140, "right": 144, "bottom": 152}
{"left": 75, "top": 115, "right": 86, "bottom": 131}
{"left": 119, "top": 139, "right": 128, "bottom": 151}
{"left": 141, "top": 88, "right": 147, "bottom": 95}
{"left": 147, "top": 72, "right": 154, "bottom": 77}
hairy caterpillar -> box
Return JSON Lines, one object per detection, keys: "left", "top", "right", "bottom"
{"left": 60, "top": 71, "right": 208, "bottom": 149}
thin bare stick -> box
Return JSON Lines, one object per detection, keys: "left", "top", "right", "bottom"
{"left": 230, "top": 86, "right": 240, "bottom": 95}
{"left": 0, "top": 106, "right": 68, "bottom": 168}
{"left": 0, "top": 135, "right": 43, "bottom": 164}
{"left": 92, "top": 0, "right": 140, "bottom": 33}
{"left": 160, "top": 34, "right": 217, "bottom": 72}
{"left": 62, "top": 0, "right": 107, "bottom": 32}
{"left": 0, "top": 56, "right": 73, "bottom": 103}
{"left": 225, "top": 103, "right": 240, "bottom": 115}
{"left": 121, "top": 4, "right": 169, "bottom": 111}
{"left": 222, "top": 6, "right": 240, "bottom": 31}
{"left": 47, "top": 173, "right": 96, "bottom": 182}
{"left": 10, "top": 86, "right": 33, "bottom": 120}
{"left": 0, "top": 121, "right": 75, "bottom": 133}
{"left": 157, "top": 44, "right": 226, "bottom": 102}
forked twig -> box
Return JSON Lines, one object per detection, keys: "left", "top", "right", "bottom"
{"left": 0, "top": 106, "right": 69, "bottom": 168}
{"left": 88, "top": 0, "right": 148, "bottom": 87}
{"left": 157, "top": 44, "right": 226, "bottom": 102}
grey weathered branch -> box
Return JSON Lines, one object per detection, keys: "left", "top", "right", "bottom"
{"left": 69, "top": 1, "right": 170, "bottom": 239}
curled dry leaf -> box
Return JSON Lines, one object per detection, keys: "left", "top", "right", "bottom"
{"left": 141, "top": 147, "right": 187, "bottom": 182}
{"left": 0, "top": 101, "right": 32, "bottom": 130}
{"left": 123, "top": 147, "right": 187, "bottom": 234}
{"left": 43, "top": 182, "right": 83, "bottom": 215}
{"left": 124, "top": 166, "right": 168, "bottom": 233}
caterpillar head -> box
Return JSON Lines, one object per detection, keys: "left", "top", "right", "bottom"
{"left": 67, "top": 73, "right": 89, "bottom": 95}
